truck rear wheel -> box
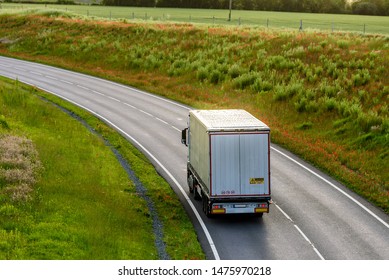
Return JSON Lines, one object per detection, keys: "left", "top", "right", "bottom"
{"left": 187, "top": 173, "right": 194, "bottom": 193}
{"left": 202, "top": 193, "right": 211, "bottom": 217}
{"left": 193, "top": 184, "right": 201, "bottom": 200}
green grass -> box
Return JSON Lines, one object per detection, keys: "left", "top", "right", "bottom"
{"left": 1, "top": 3, "right": 389, "bottom": 34}
{"left": 0, "top": 77, "right": 204, "bottom": 259}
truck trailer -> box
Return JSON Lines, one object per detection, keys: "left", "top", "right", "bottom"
{"left": 181, "top": 109, "right": 271, "bottom": 217}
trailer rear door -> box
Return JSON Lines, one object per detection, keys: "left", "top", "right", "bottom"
{"left": 210, "top": 133, "right": 270, "bottom": 197}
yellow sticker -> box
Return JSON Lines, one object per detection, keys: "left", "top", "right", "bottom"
{"left": 250, "top": 178, "right": 264, "bottom": 184}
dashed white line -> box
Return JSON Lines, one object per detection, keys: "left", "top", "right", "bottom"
{"left": 108, "top": 96, "right": 121, "bottom": 102}
{"left": 274, "top": 203, "right": 293, "bottom": 222}
{"left": 92, "top": 90, "right": 105, "bottom": 96}
{"left": 76, "top": 84, "right": 90, "bottom": 91}
{"left": 60, "top": 79, "right": 74, "bottom": 85}
{"left": 30, "top": 71, "right": 43, "bottom": 76}
{"left": 123, "top": 102, "right": 136, "bottom": 109}
{"left": 156, "top": 117, "right": 169, "bottom": 125}
{"left": 274, "top": 201, "right": 325, "bottom": 260}
{"left": 72, "top": 82, "right": 180, "bottom": 132}
{"left": 294, "top": 225, "right": 325, "bottom": 260}
{"left": 139, "top": 109, "right": 153, "bottom": 118}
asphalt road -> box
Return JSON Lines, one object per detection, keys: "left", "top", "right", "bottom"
{"left": 1, "top": 56, "right": 388, "bottom": 260}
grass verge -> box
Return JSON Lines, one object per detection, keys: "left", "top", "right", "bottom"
{"left": 0, "top": 76, "right": 204, "bottom": 259}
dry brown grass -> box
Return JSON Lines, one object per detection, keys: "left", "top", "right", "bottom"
{"left": 0, "top": 135, "right": 42, "bottom": 203}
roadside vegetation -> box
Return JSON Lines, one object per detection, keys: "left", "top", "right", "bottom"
{"left": 0, "top": 77, "right": 204, "bottom": 259}
{"left": 0, "top": 11, "right": 387, "bottom": 216}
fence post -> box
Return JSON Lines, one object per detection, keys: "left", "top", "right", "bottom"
{"left": 363, "top": 24, "right": 366, "bottom": 34}
{"left": 132, "top": 12, "right": 135, "bottom": 20}
{"left": 299, "top": 19, "right": 303, "bottom": 31}
{"left": 267, "top": 18, "right": 269, "bottom": 28}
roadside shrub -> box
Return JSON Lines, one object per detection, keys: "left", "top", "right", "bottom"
{"left": 168, "top": 59, "right": 189, "bottom": 76}
{"left": 228, "top": 64, "right": 243, "bottom": 79}
{"left": 352, "top": 69, "right": 371, "bottom": 86}
{"left": 357, "top": 110, "right": 383, "bottom": 132}
{"left": 319, "top": 80, "right": 337, "bottom": 97}
{"left": 233, "top": 72, "right": 257, "bottom": 89}
{"left": 284, "top": 46, "right": 305, "bottom": 58}
{"left": 337, "top": 40, "right": 349, "bottom": 49}
{"left": 196, "top": 67, "right": 208, "bottom": 82}
{"left": 296, "top": 122, "right": 313, "bottom": 130}
{"left": 294, "top": 89, "right": 318, "bottom": 112}
{"left": 274, "top": 82, "right": 303, "bottom": 101}
{"left": 251, "top": 77, "right": 273, "bottom": 93}
{"left": 265, "top": 55, "right": 295, "bottom": 70}
{"left": 321, "top": 96, "right": 337, "bottom": 111}
{"left": 210, "top": 69, "right": 223, "bottom": 84}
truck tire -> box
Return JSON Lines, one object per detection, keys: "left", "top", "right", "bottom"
{"left": 193, "top": 184, "right": 201, "bottom": 200}
{"left": 187, "top": 173, "right": 194, "bottom": 193}
{"left": 202, "top": 193, "right": 211, "bottom": 217}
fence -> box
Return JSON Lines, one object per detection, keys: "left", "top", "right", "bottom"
{"left": 2, "top": 4, "right": 389, "bottom": 35}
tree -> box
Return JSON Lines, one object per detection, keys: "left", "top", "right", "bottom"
{"left": 352, "top": 1, "right": 378, "bottom": 14}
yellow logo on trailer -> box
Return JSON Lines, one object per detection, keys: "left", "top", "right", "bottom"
{"left": 249, "top": 178, "right": 264, "bottom": 184}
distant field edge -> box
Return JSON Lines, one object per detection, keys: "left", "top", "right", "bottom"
{"left": 1, "top": 3, "right": 389, "bottom": 35}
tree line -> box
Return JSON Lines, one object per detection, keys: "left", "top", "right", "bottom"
{"left": 101, "top": 0, "right": 389, "bottom": 16}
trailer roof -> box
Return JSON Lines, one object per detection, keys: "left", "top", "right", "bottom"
{"left": 191, "top": 109, "right": 269, "bottom": 131}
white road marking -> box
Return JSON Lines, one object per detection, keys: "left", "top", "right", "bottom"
{"left": 295, "top": 225, "right": 325, "bottom": 260}
{"left": 274, "top": 201, "right": 325, "bottom": 260}
{"left": 30, "top": 71, "right": 43, "bottom": 76}
{"left": 18, "top": 83, "right": 221, "bottom": 261}
{"left": 271, "top": 146, "right": 389, "bottom": 229}
{"left": 60, "top": 79, "right": 74, "bottom": 85}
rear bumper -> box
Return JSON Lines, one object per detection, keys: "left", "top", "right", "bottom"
{"left": 210, "top": 200, "right": 270, "bottom": 215}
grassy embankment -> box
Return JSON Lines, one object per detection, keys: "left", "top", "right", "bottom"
{"left": 0, "top": 12, "right": 387, "bottom": 215}
{"left": 0, "top": 77, "right": 204, "bottom": 259}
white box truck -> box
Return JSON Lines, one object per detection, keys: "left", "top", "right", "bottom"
{"left": 181, "top": 109, "right": 271, "bottom": 217}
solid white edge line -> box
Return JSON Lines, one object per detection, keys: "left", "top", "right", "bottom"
{"left": 13, "top": 78, "right": 220, "bottom": 260}
{"left": 271, "top": 146, "right": 389, "bottom": 229}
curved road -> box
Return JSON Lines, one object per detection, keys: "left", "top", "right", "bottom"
{"left": 1, "top": 56, "right": 388, "bottom": 260}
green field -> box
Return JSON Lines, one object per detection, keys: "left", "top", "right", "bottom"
{"left": 1, "top": 3, "right": 389, "bottom": 34}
